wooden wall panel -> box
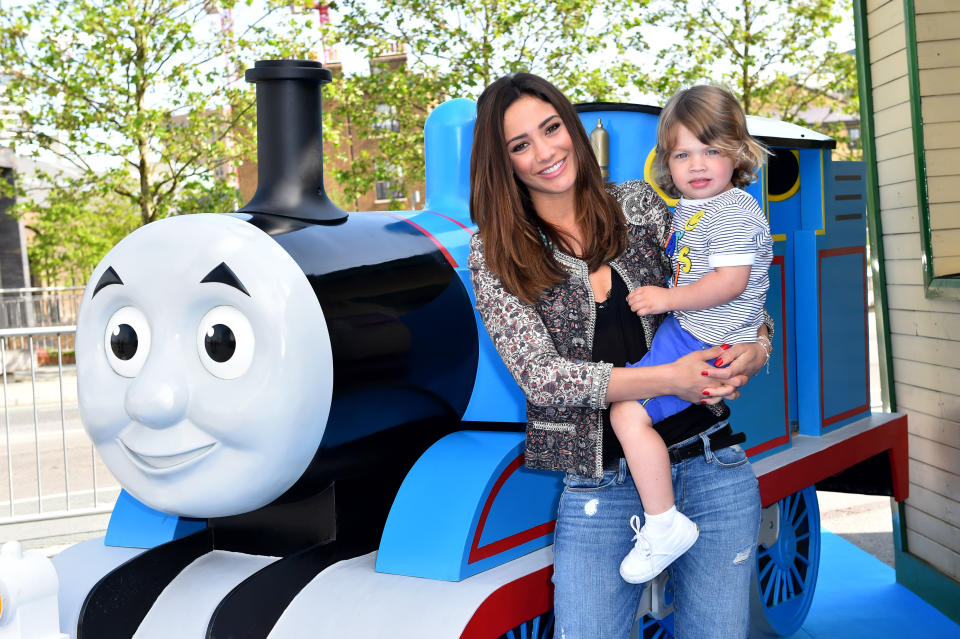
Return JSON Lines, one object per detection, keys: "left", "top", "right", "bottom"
{"left": 924, "top": 122, "right": 960, "bottom": 149}
{"left": 871, "top": 22, "right": 907, "bottom": 62}
{"left": 891, "top": 334, "right": 960, "bottom": 369}
{"left": 878, "top": 180, "right": 918, "bottom": 209}
{"left": 917, "top": 40, "right": 960, "bottom": 69}
{"left": 889, "top": 309, "right": 960, "bottom": 340}
{"left": 905, "top": 529, "right": 960, "bottom": 581}
{"left": 873, "top": 102, "right": 912, "bottom": 136}
{"left": 884, "top": 258, "right": 926, "bottom": 284}
{"left": 875, "top": 128, "right": 916, "bottom": 159}
{"left": 869, "top": 1, "right": 905, "bottom": 39}
{"left": 863, "top": 0, "right": 960, "bottom": 592}
{"left": 880, "top": 206, "right": 920, "bottom": 235}
{"left": 924, "top": 149, "right": 960, "bottom": 177}
{"left": 915, "top": 12, "right": 960, "bottom": 42}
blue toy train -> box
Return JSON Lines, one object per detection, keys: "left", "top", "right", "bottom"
{"left": 0, "top": 60, "right": 907, "bottom": 639}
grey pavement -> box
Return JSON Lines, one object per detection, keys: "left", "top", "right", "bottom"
{"left": 0, "top": 363, "right": 78, "bottom": 408}
{"left": 818, "top": 490, "right": 896, "bottom": 568}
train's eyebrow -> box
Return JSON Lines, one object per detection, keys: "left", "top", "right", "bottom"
{"left": 92, "top": 266, "right": 123, "bottom": 298}
{"left": 200, "top": 262, "right": 250, "bottom": 297}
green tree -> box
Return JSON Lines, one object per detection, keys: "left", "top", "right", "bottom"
{"left": 643, "top": 0, "right": 858, "bottom": 154}
{"left": 0, "top": 0, "right": 322, "bottom": 283}
{"left": 323, "top": 0, "right": 653, "bottom": 207}
{"left": 23, "top": 177, "right": 140, "bottom": 287}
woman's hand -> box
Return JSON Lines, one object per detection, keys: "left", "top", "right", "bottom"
{"left": 666, "top": 346, "right": 744, "bottom": 404}
{"left": 701, "top": 342, "right": 768, "bottom": 390}
{"left": 605, "top": 341, "right": 766, "bottom": 405}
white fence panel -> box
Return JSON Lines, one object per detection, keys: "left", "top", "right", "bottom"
{"left": 0, "top": 325, "right": 120, "bottom": 526}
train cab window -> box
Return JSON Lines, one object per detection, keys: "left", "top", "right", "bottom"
{"left": 767, "top": 149, "right": 801, "bottom": 203}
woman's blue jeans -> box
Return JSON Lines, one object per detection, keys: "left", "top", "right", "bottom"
{"left": 552, "top": 421, "right": 761, "bottom": 639}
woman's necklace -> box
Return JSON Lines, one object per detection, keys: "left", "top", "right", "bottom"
{"left": 596, "top": 287, "right": 612, "bottom": 309}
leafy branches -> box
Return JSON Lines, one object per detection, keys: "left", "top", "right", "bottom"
{"left": 0, "top": 0, "right": 322, "bottom": 283}
{"left": 323, "top": 0, "right": 653, "bottom": 204}
{"left": 644, "top": 0, "right": 857, "bottom": 124}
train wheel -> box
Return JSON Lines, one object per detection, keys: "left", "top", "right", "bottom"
{"left": 637, "top": 614, "right": 673, "bottom": 638}
{"left": 634, "top": 573, "right": 674, "bottom": 639}
{"left": 499, "top": 610, "right": 554, "bottom": 639}
{"left": 750, "top": 485, "right": 821, "bottom": 636}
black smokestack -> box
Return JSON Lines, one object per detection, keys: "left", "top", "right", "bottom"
{"left": 238, "top": 59, "right": 347, "bottom": 224}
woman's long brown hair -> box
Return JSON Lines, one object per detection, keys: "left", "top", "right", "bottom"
{"left": 470, "top": 73, "right": 626, "bottom": 305}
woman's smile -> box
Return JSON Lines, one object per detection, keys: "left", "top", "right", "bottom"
{"left": 538, "top": 157, "right": 567, "bottom": 177}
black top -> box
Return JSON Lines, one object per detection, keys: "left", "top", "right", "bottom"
{"left": 593, "top": 270, "right": 728, "bottom": 465}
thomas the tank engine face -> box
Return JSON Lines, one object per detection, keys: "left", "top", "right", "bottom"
{"left": 75, "top": 213, "right": 334, "bottom": 518}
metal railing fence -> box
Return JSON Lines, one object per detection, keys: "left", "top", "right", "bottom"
{"left": 0, "top": 325, "right": 119, "bottom": 524}
{"left": 0, "top": 286, "right": 85, "bottom": 332}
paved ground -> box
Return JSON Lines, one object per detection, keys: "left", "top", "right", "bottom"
{"left": 818, "top": 490, "right": 895, "bottom": 568}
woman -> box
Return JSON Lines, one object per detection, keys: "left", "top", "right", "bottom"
{"left": 467, "top": 72, "right": 770, "bottom": 638}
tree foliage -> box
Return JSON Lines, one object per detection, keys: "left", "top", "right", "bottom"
{"left": 0, "top": 0, "right": 322, "bottom": 283}
{"left": 0, "top": 0, "right": 860, "bottom": 280}
{"left": 642, "top": 0, "right": 858, "bottom": 153}
{"left": 23, "top": 177, "right": 140, "bottom": 287}
{"left": 323, "top": 0, "right": 653, "bottom": 206}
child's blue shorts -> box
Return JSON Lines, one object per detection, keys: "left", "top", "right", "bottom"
{"left": 626, "top": 314, "right": 715, "bottom": 423}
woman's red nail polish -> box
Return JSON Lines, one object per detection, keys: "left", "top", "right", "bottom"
{"left": 702, "top": 390, "right": 710, "bottom": 396}
{"left": 701, "top": 370, "right": 709, "bottom": 376}
{"left": 721, "top": 344, "right": 731, "bottom": 350}
{"left": 700, "top": 400, "right": 707, "bottom": 404}
{"left": 715, "top": 358, "right": 724, "bottom": 367}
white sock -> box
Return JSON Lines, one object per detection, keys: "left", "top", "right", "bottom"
{"left": 643, "top": 505, "right": 678, "bottom": 538}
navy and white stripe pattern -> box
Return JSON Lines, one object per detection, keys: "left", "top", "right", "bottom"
{"left": 669, "top": 188, "right": 773, "bottom": 345}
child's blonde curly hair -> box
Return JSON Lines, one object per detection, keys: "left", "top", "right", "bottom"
{"left": 654, "top": 85, "right": 769, "bottom": 199}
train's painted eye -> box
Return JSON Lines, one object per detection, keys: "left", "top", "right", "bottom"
{"left": 196, "top": 306, "right": 254, "bottom": 380}
{"left": 104, "top": 307, "right": 151, "bottom": 377}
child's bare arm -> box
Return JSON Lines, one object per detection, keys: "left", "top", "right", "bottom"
{"left": 627, "top": 265, "right": 751, "bottom": 316}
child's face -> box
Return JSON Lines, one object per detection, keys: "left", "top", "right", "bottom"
{"left": 667, "top": 124, "right": 736, "bottom": 200}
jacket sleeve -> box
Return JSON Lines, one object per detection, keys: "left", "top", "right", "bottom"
{"left": 608, "top": 180, "right": 673, "bottom": 282}
{"left": 468, "top": 234, "right": 613, "bottom": 409}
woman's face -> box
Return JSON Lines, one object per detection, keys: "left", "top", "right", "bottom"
{"left": 503, "top": 95, "right": 578, "bottom": 206}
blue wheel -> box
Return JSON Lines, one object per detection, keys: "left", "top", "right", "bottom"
{"left": 635, "top": 575, "right": 674, "bottom": 639}
{"left": 750, "top": 485, "right": 821, "bottom": 636}
{"left": 500, "top": 610, "right": 554, "bottom": 639}
{"left": 637, "top": 614, "right": 673, "bottom": 638}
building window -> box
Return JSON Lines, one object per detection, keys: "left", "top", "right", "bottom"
{"left": 375, "top": 162, "right": 405, "bottom": 202}
{"left": 846, "top": 125, "right": 861, "bottom": 150}
{"left": 373, "top": 104, "right": 400, "bottom": 134}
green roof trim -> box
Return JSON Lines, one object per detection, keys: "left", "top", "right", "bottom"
{"left": 854, "top": 0, "right": 896, "bottom": 414}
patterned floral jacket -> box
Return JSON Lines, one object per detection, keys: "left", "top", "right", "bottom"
{"left": 469, "top": 180, "right": 675, "bottom": 478}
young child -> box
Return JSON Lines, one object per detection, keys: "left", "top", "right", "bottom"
{"left": 611, "top": 85, "right": 773, "bottom": 584}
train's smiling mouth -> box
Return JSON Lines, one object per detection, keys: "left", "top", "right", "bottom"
{"left": 119, "top": 440, "right": 216, "bottom": 471}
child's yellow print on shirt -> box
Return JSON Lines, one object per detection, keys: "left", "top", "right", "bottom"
{"left": 683, "top": 210, "right": 705, "bottom": 231}
{"left": 666, "top": 209, "right": 704, "bottom": 285}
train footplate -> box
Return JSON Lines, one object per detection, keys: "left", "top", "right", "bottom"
{"left": 751, "top": 412, "right": 909, "bottom": 507}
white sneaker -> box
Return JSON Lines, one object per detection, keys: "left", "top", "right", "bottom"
{"left": 619, "top": 512, "right": 699, "bottom": 584}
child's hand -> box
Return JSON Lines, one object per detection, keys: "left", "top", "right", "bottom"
{"left": 627, "top": 285, "right": 672, "bottom": 316}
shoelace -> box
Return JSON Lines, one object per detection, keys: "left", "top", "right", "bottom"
{"left": 629, "top": 515, "right": 652, "bottom": 557}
